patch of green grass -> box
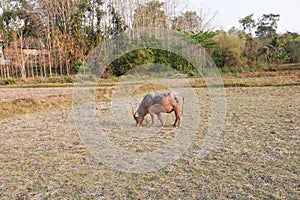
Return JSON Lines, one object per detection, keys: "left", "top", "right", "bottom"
{"left": 4, "top": 78, "right": 16, "bottom": 85}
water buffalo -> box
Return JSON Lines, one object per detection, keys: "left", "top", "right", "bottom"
{"left": 132, "top": 91, "right": 184, "bottom": 127}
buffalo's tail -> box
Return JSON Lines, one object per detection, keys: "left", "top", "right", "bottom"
{"left": 182, "top": 95, "right": 184, "bottom": 114}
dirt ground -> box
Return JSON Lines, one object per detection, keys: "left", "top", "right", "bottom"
{"left": 0, "top": 84, "right": 299, "bottom": 199}
{"left": 0, "top": 87, "right": 73, "bottom": 103}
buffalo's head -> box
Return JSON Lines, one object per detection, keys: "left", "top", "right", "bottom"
{"left": 132, "top": 106, "right": 144, "bottom": 126}
{"left": 133, "top": 112, "right": 144, "bottom": 127}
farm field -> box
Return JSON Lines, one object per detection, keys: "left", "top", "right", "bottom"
{"left": 0, "top": 75, "right": 299, "bottom": 199}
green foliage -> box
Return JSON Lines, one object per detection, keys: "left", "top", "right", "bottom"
{"left": 183, "top": 31, "right": 218, "bottom": 49}
{"left": 105, "top": 26, "right": 300, "bottom": 76}
{"left": 279, "top": 32, "right": 300, "bottom": 63}
{"left": 131, "top": 32, "right": 164, "bottom": 49}
{"left": 4, "top": 78, "right": 16, "bottom": 85}
{"left": 104, "top": 32, "right": 202, "bottom": 77}
{"left": 212, "top": 45, "right": 225, "bottom": 67}
{"left": 107, "top": 48, "right": 191, "bottom": 77}
{"left": 76, "top": 60, "right": 91, "bottom": 75}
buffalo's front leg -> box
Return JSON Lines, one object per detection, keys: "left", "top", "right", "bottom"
{"left": 149, "top": 112, "right": 155, "bottom": 126}
{"left": 156, "top": 113, "right": 164, "bottom": 126}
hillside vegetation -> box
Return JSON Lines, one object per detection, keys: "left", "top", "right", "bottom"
{"left": 0, "top": 0, "right": 299, "bottom": 82}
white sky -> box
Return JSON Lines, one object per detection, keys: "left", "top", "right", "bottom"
{"left": 188, "top": 0, "right": 300, "bottom": 33}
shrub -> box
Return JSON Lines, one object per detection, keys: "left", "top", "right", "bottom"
{"left": 4, "top": 78, "right": 16, "bottom": 85}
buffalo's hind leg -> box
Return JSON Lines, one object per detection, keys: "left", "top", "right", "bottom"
{"left": 173, "top": 115, "right": 178, "bottom": 127}
{"left": 173, "top": 108, "right": 182, "bottom": 128}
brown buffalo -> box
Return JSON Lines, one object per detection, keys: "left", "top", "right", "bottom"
{"left": 132, "top": 91, "right": 184, "bottom": 127}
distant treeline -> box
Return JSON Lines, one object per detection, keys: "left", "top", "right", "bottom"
{"left": 0, "top": 0, "right": 299, "bottom": 80}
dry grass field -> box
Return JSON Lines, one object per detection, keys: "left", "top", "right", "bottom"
{"left": 0, "top": 73, "right": 299, "bottom": 199}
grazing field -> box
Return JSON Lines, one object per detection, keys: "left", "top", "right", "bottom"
{"left": 0, "top": 76, "right": 299, "bottom": 199}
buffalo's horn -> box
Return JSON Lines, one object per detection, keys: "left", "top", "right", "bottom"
{"left": 131, "top": 104, "right": 135, "bottom": 117}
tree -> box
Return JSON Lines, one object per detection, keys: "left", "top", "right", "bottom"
{"left": 255, "top": 13, "right": 280, "bottom": 38}
{"left": 277, "top": 32, "right": 300, "bottom": 63}
{"left": 172, "top": 11, "right": 201, "bottom": 32}
{"left": 284, "top": 32, "right": 300, "bottom": 63}
{"left": 214, "top": 31, "right": 247, "bottom": 68}
{"left": 239, "top": 13, "right": 256, "bottom": 35}
{"left": 0, "top": 0, "right": 38, "bottom": 78}
{"left": 184, "top": 31, "right": 218, "bottom": 49}
{"left": 108, "top": 5, "right": 127, "bottom": 36}
{"left": 133, "top": 0, "right": 167, "bottom": 28}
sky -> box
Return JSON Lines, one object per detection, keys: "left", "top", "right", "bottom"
{"left": 189, "top": 0, "right": 300, "bottom": 33}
